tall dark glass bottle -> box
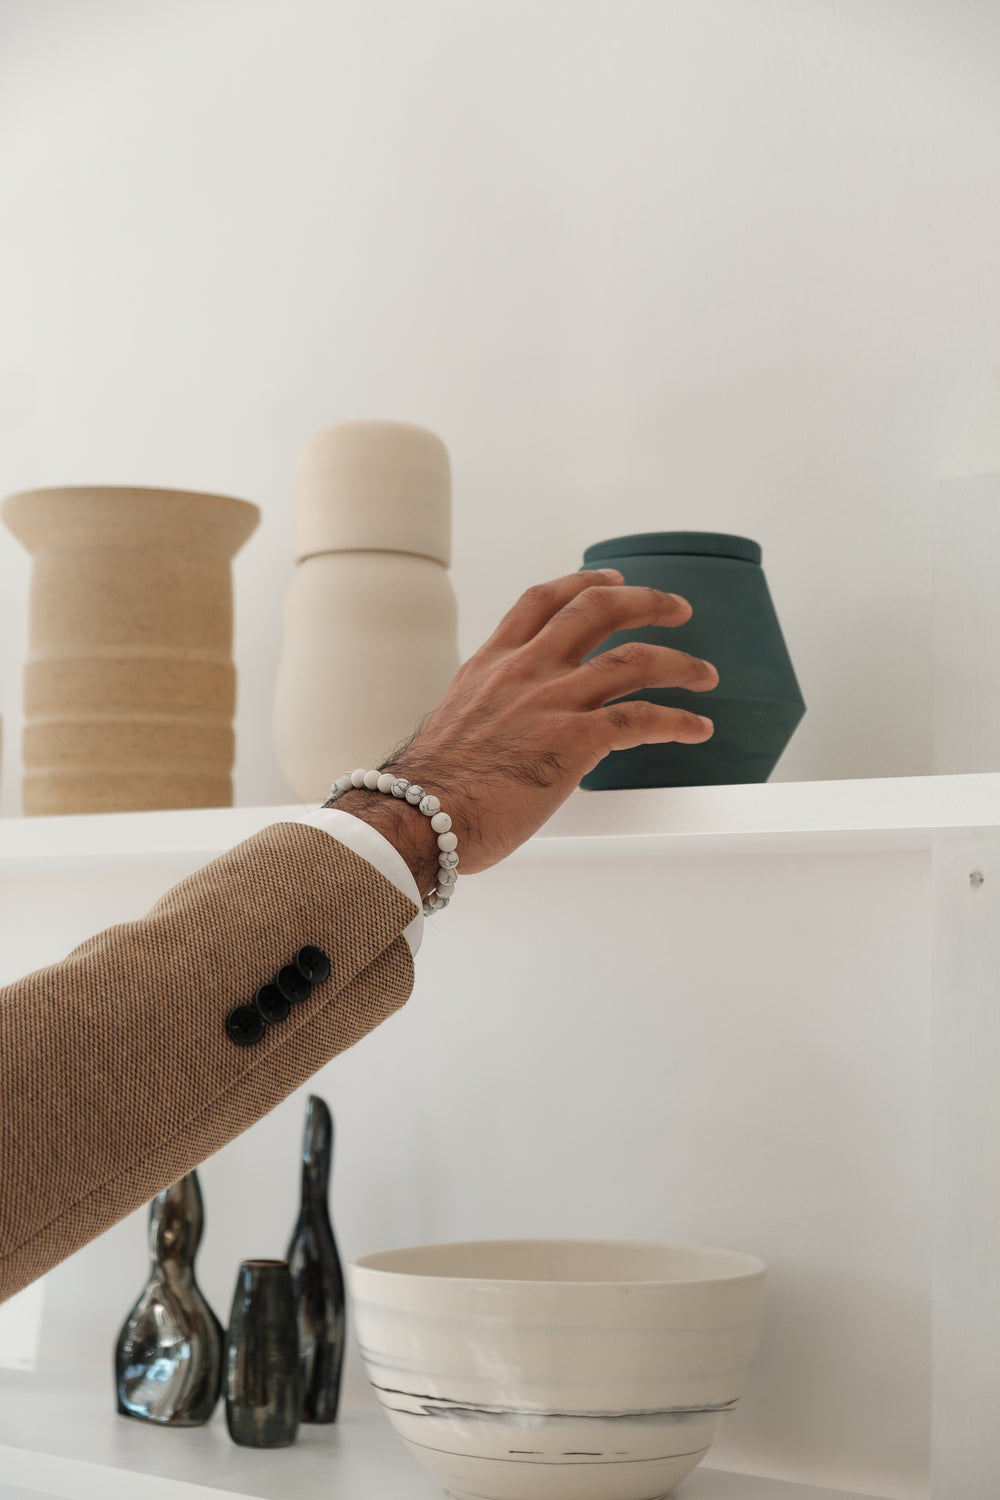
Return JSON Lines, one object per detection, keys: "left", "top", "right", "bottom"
{"left": 114, "top": 1170, "right": 224, "bottom": 1425}
{"left": 286, "top": 1094, "right": 346, "bottom": 1422}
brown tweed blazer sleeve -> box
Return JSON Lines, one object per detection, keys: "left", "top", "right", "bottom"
{"left": 0, "top": 820, "right": 418, "bottom": 1303}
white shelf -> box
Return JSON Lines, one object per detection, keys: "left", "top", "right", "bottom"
{"left": 1, "top": 772, "right": 999, "bottom": 871}
{"left": 0, "top": 1368, "right": 895, "bottom": 1500}
{"left": 521, "top": 770, "right": 1000, "bottom": 858}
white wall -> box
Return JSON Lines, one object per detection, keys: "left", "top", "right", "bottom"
{"left": 2, "top": 5, "right": 996, "bottom": 1495}
{"left": 3, "top": 0, "right": 1000, "bottom": 812}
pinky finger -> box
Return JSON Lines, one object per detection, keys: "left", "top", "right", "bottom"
{"left": 598, "top": 700, "right": 714, "bottom": 752}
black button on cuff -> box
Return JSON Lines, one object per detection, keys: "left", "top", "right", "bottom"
{"left": 254, "top": 983, "right": 290, "bottom": 1025}
{"left": 294, "top": 945, "right": 331, "bottom": 985}
{"left": 226, "top": 1005, "right": 265, "bottom": 1048}
{"left": 276, "top": 964, "right": 311, "bottom": 1005}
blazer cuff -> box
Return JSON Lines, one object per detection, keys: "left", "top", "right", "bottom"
{"left": 299, "top": 807, "right": 424, "bottom": 957}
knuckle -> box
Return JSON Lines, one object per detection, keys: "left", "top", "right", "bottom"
{"left": 623, "top": 640, "right": 656, "bottom": 669}
{"left": 586, "top": 639, "right": 648, "bottom": 674}
{"left": 492, "top": 652, "right": 527, "bottom": 684}
{"left": 556, "top": 599, "right": 590, "bottom": 631}
{"left": 604, "top": 705, "right": 632, "bottom": 733}
{"left": 561, "top": 585, "right": 610, "bottom": 621}
{"left": 521, "top": 581, "right": 559, "bottom": 613}
{"left": 631, "top": 699, "right": 660, "bottom": 727}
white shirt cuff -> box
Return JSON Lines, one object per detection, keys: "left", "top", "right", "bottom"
{"left": 298, "top": 807, "right": 424, "bottom": 958}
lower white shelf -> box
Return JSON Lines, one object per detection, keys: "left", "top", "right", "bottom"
{"left": 0, "top": 1368, "right": 892, "bottom": 1500}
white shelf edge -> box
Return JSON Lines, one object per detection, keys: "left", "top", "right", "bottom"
{"left": 527, "top": 771, "right": 1000, "bottom": 854}
{"left": 0, "top": 1376, "right": 902, "bottom": 1500}
{"left": 1, "top": 771, "right": 999, "bottom": 869}
{"left": 0, "top": 1444, "right": 899, "bottom": 1500}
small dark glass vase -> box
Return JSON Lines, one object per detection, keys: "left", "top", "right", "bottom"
{"left": 225, "top": 1260, "right": 301, "bottom": 1447}
{"left": 114, "top": 1170, "right": 224, "bottom": 1425}
{"left": 287, "top": 1094, "right": 346, "bottom": 1422}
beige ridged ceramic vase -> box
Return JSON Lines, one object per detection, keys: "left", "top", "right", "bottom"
{"left": 274, "top": 420, "right": 460, "bottom": 803}
{"left": 1, "top": 486, "right": 260, "bottom": 815}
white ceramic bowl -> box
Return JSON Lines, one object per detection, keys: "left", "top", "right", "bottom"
{"left": 349, "top": 1239, "right": 766, "bottom": 1500}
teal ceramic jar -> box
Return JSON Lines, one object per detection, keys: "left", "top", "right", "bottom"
{"left": 580, "top": 531, "right": 805, "bottom": 790}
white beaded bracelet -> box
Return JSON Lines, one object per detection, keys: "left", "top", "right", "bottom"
{"left": 329, "top": 769, "right": 458, "bottom": 917}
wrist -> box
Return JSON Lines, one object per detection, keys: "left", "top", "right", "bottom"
{"left": 329, "top": 786, "right": 441, "bottom": 899}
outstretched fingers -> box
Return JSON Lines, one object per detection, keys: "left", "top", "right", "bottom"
{"left": 484, "top": 569, "right": 626, "bottom": 652}
{"left": 564, "top": 639, "right": 718, "bottom": 709}
{"left": 531, "top": 583, "right": 693, "bottom": 666}
{"left": 596, "top": 699, "right": 715, "bottom": 755}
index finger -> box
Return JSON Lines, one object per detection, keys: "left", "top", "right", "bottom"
{"left": 484, "top": 569, "right": 627, "bottom": 652}
{"left": 532, "top": 583, "right": 694, "bottom": 665}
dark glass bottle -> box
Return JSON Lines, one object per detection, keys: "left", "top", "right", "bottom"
{"left": 225, "top": 1259, "right": 301, "bottom": 1447}
{"left": 114, "top": 1170, "right": 224, "bottom": 1425}
{"left": 287, "top": 1094, "right": 346, "bottom": 1422}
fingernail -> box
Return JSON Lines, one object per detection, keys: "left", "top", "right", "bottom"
{"left": 595, "top": 568, "right": 624, "bottom": 582}
{"left": 699, "top": 715, "right": 714, "bottom": 730}
{"left": 668, "top": 593, "right": 690, "bottom": 608}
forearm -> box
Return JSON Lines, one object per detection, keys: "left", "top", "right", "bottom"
{"left": 0, "top": 822, "right": 417, "bottom": 1303}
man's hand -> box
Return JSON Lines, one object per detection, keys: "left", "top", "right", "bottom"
{"left": 334, "top": 569, "right": 718, "bottom": 895}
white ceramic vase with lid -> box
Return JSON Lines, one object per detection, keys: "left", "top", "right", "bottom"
{"left": 274, "top": 420, "right": 460, "bottom": 803}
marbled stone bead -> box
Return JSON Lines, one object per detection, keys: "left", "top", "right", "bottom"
{"left": 419, "top": 794, "right": 441, "bottom": 816}
{"left": 391, "top": 779, "right": 409, "bottom": 798}
{"left": 377, "top": 773, "right": 395, "bottom": 794}
{"left": 334, "top": 773, "right": 353, "bottom": 794}
{"left": 437, "top": 831, "right": 458, "bottom": 853}
{"left": 363, "top": 770, "right": 381, "bottom": 789}
{"left": 438, "top": 851, "right": 459, "bottom": 869}
{"left": 350, "top": 768, "right": 367, "bottom": 788}
{"left": 405, "top": 784, "right": 424, "bottom": 805}
{"left": 430, "top": 812, "right": 452, "bottom": 834}
{"left": 438, "top": 867, "right": 458, "bottom": 887}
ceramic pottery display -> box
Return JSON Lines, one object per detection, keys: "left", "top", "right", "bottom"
{"left": 114, "top": 1171, "right": 224, "bottom": 1425}
{"left": 350, "top": 1238, "right": 766, "bottom": 1500}
{"left": 287, "top": 1093, "right": 345, "bottom": 1422}
{"left": 1, "top": 485, "right": 259, "bottom": 814}
{"left": 224, "top": 1260, "right": 301, "bottom": 1447}
{"left": 274, "top": 420, "right": 460, "bottom": 802}
{"left": 579, "top": 531, "right": 805, "bottom": 790}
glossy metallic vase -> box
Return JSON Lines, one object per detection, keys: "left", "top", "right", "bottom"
{"left": 114, "top": 1171, "right": 224, "bottom": 1425}
{"left": 225, "top": 1260, "right": 301, "bottom": 1447}
{"left": 287, "top": 1094, "right": 346, "bottom": 1422}
{"left": 579, "top": 531, "right": 806, "bottom": 789}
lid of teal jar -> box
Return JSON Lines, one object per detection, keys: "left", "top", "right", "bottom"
{"left": 583, "top": 531, "right": 762, "bottom": 565}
